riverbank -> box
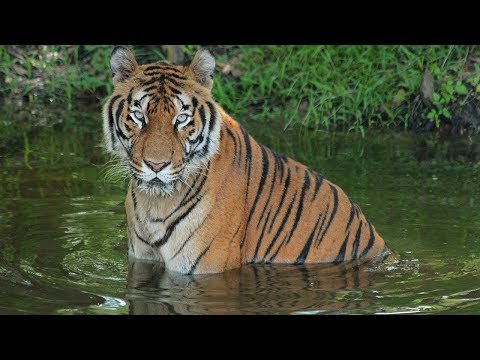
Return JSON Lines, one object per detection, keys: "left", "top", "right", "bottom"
{"left": 1, "top": 45, "right": 479, "bottom": 135}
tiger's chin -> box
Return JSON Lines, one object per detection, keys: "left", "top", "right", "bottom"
{"left": 135, "top": 178, "right": 182, "bottom": 197}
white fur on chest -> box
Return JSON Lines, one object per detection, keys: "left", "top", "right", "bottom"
{"left": 130, "top": 188, "right": 211, "bottom": 273}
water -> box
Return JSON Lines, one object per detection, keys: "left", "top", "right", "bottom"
{"left": 1, "top": 100, "right": 480, "bottom": 314}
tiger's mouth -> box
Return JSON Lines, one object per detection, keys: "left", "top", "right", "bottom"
{"left": 148, "top": 178, "right": 165, "bottom": 186}
{"left": 134, "top": 175, "right": 179, "bottom": 197}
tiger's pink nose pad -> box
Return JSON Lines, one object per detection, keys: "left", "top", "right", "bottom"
{"left": 145, "top": 160, "right": 169, "bottom": 172}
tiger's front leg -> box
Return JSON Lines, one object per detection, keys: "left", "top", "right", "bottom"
{"left": 126, "top": 226, "right": 163, "bottom": 262}
{"left": 125, "top": 187, "right": 164, "bottom": 263}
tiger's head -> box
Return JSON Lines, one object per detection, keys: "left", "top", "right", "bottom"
{"left": 102, "top": 47, "right": 221, "bottom": 196}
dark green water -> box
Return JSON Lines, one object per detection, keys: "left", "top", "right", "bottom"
{"left": 1, "top": 100, "right": 480, "bottom": 314}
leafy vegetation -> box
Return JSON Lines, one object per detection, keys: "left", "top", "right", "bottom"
{"left": 1, "top": 45, "right": 479, "bottom": 134}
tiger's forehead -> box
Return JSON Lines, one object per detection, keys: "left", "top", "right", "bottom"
{"left": 129, "top": 88, "right": 192, "bottom": 114}
{"left": 125, "top": 66, "right": 189, "bottom": 114}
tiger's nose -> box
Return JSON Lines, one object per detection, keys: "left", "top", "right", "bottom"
{"left": 145, "top": 160, "right": 169, "bottom": 172}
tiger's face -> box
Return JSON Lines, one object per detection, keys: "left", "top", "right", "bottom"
{"left": 103, "top": 47, "right": 221, "bottom": 196}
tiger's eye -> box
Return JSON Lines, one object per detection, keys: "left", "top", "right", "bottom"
{"left": 134, "top": 110, "right": 144, "bottom": 120}
{"left": 177, "top": 114, "right": 188, "bottom": 123}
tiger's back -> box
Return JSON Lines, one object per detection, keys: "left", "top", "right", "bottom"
{"left": 103, "top": 47, "right": 387, "bottom": 274}
{"left": 220, "top": 113, "right": 386, "bottom": 266}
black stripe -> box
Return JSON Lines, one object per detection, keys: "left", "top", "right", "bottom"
{"left": 267, "top": 233, "right": 289, "bottom": 263}
{"left": 315, "top": 184, "right": 339, "bottom": 247}
{"left": 178, "top": 176, "right": 201, "bottom": 209}
{"left": 274, "top": 152, "right": 285, "bottom": 183}
{"left": 138, "top": 93, "right": 149, "bottom": 103}
{"left": 181, "top": 164, "right": 210, "bottom": 208}
{"left": 170, "top": 232, "right": 195, "bottom": 261}
{"left": 170, "top": 207, "right": 212, "bottom": 261}
{"left": 239, "top": 127, "right": 253, "bottom": 249}
{"left": 167, "top": 168, "right": 183, "bottom": 176}
{"left": 359, "top": 221, "right": 376, "bottom": 258}
{"left": 206, "top": 102, "right": 217, "bottom": 129}
{"left": 169, "top": 86, "right": 182, "bottom": 95}
{"left": 144, "top": 71, "right": 186, "bottom": 80}
{"left": 295, "top": 212, "right": 323, "bottom": 265}
{"left": 115, "top": 99, "right": 125, "bottom": 125}
{"left": 131, "top": 188, "right": 137, "bottom": 210}
{"left": 164, "top": 76, "right": 183, "bottom": 88}
{"left": 127, "top": 88, "right": 134, "bottom": 106}
{"left": 144, "top": 65, "right": 182, "bottom": 73}
{"left": 225, "top": 127, "right": 238, "bottom": 164}
{"left": 191, "top": 105, "right": 213, "bottom": 154}
{"left": 351, "top": 220, "right": 363, "bottom": 259}
{"left": 153, "top": 194, "right": 204, "bottom": 247}
{"left": 164, "top": 72, "right": 187, "bottom": 80}
{"left": 149, "top": 169, "right": 206, "bottom": 223}
{"left": 257, "top": 151, "right": 277, "bottom": 229}
{"left": 268, "top": 167, "right": 291, "bottom": 233}
{"left": 188, "top": 134, "right": 203, "bottom": 146}
{"left": 114, "top": 99, "right": 127, "bottom": 148}
{"left": 251, "top": 210, "right": 271, "bottom": 263}
{"left": 245, "top": 144, "right": 269, "bottom": 229}
{"left": 143, "top": 75, "right": 169, "bottom": 87}
{"left": 198, "top": 105, "right": 207, "bottom": 135}
{"left": 114, "top": 99, "right": 131, "bottom": 155}
{"left": 314, "top": 203, "right": 330, "bottom": 245}
{"left": 187, "top": 239, "right": 214, "bottom": 275}
{"left": 144, "top": 85, "right": 158, "bottom": 93}
{"left": 333, "top": 231, "right": 350, "bottom": 264}
{"left": 134, "top": 229, "right": 150, "bottom": 246}
{"left": 345, "top": 198, "right": 357, "bottom": 232}
{"left": 285, "top": 169, "right": 311, "bottom": 245}
{"left": 311, "top": 171, "right": 324, "bottom": 202}
{"left": 199, "top": 101, "right": 217, "bottom": 156}
{"left": 240, "top": 126, "right": 252, "bottom": 189}
{"left": 181, "top": 167, "right": 209, "bottom": 207}
{"left": 262, "top": 192, "right": 298, "bottom": 259}
{"left": 107, "top": 95, "right": 122, "bottom": 147}
{"left": 116, "top": 127, "right": 128, "bottom": 140}
{"left": 237, "top": 127, "right": 243, "bottom": 166}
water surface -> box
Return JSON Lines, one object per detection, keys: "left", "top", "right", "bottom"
{"left": 1, "top": 100, "right": 480, "bottom": 314}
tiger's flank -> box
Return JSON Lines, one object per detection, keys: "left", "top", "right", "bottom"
{"left": 102, "top": 47, "right": 388, "bottom": 274}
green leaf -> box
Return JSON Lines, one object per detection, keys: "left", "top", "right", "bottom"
{"left": 445, "top": 81, "right": 454, "bottom": 94}
{"left": 427, "top": 110, "right": 436, "bottom": 120}
{"left": 442, "top": 108, "right": 451, "bottom": 118}
{"left": 432, "top": 92, "right": 441, "bottom": 103}
{"left": 476, "top": 84, "right": 480, "bottom": 93}
{"left": 455, "top": 81, "right": 468, "bottom": 95}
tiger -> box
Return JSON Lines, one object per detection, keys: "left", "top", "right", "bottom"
{"left": 102, "top": 46, "right": 388, "bottom": 275}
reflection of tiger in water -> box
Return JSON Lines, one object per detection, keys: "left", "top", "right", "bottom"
{"left": 103, "top": 47, "right": 388, "bottom": 274}
{"left": 127, "top": 261, "right": 377, "bottom": 315}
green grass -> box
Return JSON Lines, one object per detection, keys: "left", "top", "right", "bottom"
{"left": 1, "top": 45, "right": 479, "bottom": 133}
{"left": 211, "top": 45, "right": 480, "bottom": 133}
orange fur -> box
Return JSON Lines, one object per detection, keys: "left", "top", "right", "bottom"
{"left": 103, "top": 47, "right": 388, "bottom": 274}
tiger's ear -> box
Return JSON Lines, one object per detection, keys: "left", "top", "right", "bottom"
{"left": 110, "top": 46, "right": 138, "bottom": 83}
{"left": 187, "top": 49, "right": 215, "bottom": 90}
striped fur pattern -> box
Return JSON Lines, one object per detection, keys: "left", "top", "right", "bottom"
{"left": 103, "top": 47, "right": 388, "bottom": 274}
